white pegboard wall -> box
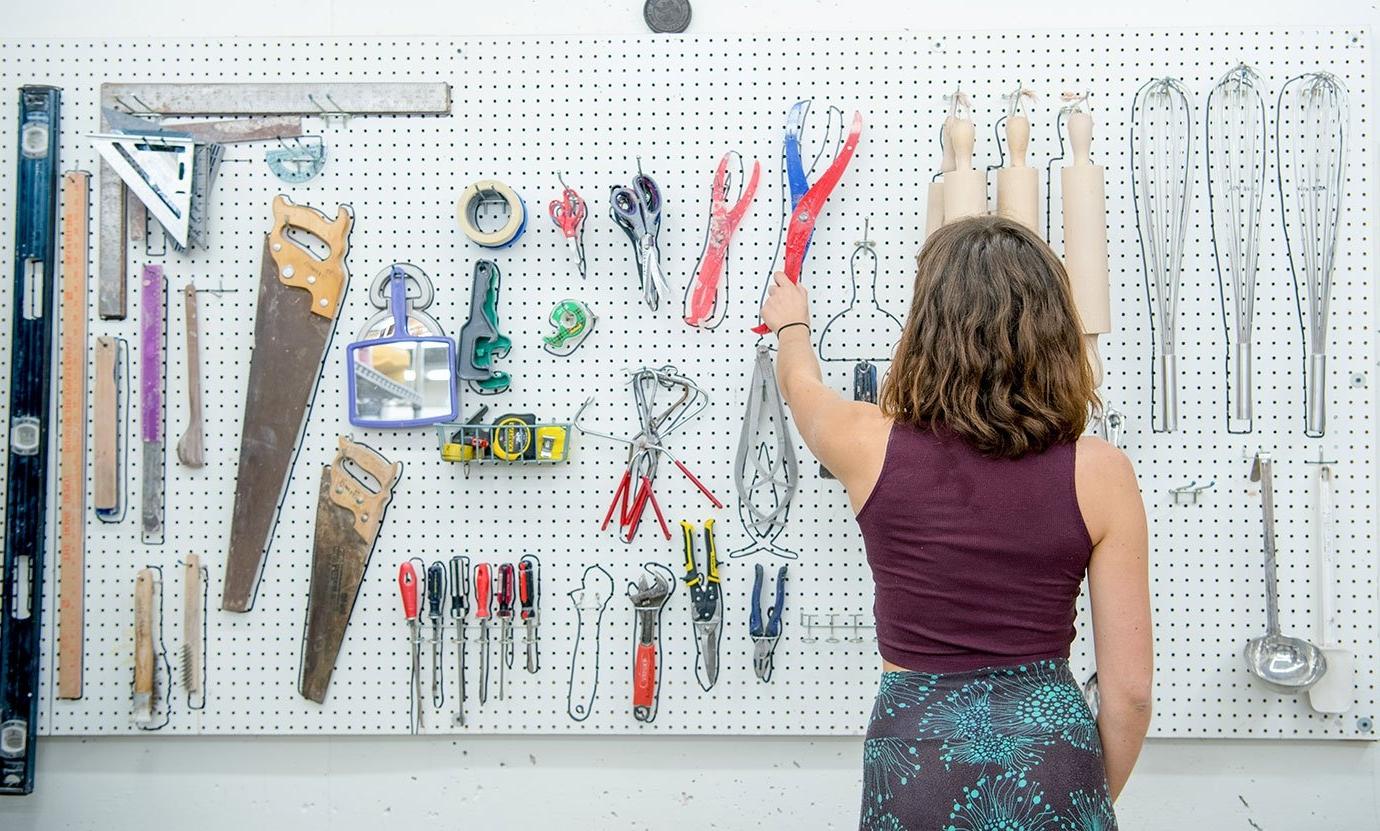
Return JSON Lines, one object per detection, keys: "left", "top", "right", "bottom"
{"left": 0, "top": 31, "right": 1372, "bottom": 738}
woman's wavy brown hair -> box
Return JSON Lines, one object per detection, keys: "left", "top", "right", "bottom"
{"left": 879, "top": 215, "right": 1098, "bottom": 459}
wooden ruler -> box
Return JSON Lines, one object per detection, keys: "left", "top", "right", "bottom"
{"left": 57, "top": 170, "right": 90, "bottom": 700}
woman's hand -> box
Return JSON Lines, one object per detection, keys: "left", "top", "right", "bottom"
{"left": 761, "top": 271, "right": 810, "bottom": 334}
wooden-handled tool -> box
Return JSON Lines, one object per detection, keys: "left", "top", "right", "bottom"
{"left": 134, "top": 568, "right": 155, "bottom": 725}
{"left": 942, "top": 101, "right": 986, "bottom": 223}
{"left": 1061, "top": 106, "right": 1111, "bottom": 386}
{"left": 181, "top": 555, "right": 203, "bottom": 697}
{"left": 176, "top": 283, "right": 205, "bottom": 467}
{"left": 996, "top": 89, "right": 1039, "bottom": 233}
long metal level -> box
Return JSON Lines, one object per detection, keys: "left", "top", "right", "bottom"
{"left": 0, "top": 85, "right": 61, "bottom": 796}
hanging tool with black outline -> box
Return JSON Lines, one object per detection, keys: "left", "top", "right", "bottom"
{"left": 139, "top": 264, "right": 166, "bottom": 544}
{"left": 752, "top": 101, "right": 864, "bottom": 334}
{"left": 457, "top": 259, "right": 511, "bottom": 395}
{"left": 426, "top": 561, "right": 446, "bottom": 710}
{"left": 548, "top": 173, "right": 587, "bottom": 279}
{"left": 449, "top": 555, "right": 470, "bottom": 726}
{"left": 681, "top": 520, "right": 723, "bottom": 691}
{"left": 684, "top": 151, "right": 760, "bottom": 329}
{"left": 474, "top": 562, "right": 493, "bottom": 705}
{"left": 731, "top": 343, "right": 799, "bottom": 559}
{"left": 496, "top": 562, "right": 515, "bottom": 700}
{"left": 397, "top": 561, "right": 422, "bottom": 733}
{"left": 576, "top": 367, "right": 721, "bottom": 543}
{"left": 542, "top": 299, "right": 597, "bottom": 357}
{"left": 223, "top": 195, "right": 353, "bottom": 612}
{"left": 1, "top": 85, "right": 61, "bottom": 795}
{"left": 750, "top": 564, "right": 788, "bottom": 683}
{"left": 611, "top": 161, "right": 667, "bottom": 311}
{"left": 628, "top": 563, "right": 675, "bottom": 722}
{"left": 299, "top": 437, "right": 403, "bottom": 704}
{"left": 518, "top": 556, "right": 540, "bottom": 673}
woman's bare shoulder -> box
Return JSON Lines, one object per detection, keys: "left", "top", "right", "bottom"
{"left": 1074, "top": 435, "right": 1140, "bottom": 544}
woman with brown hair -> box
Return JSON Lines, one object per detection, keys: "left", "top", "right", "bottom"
{"left": 760, "top": 215, "right": 1152, "bottom": 830}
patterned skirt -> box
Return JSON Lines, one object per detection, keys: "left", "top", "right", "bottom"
{"left": 860, "top": 659, "right": 1118, "bottom": 831}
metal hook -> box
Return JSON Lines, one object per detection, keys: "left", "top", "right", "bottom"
{"left": 1170, "top": 479, "right": 1216, "bottom": 505}
{"left": 1059, "top": 90, "right": 1091, "bottom": 113}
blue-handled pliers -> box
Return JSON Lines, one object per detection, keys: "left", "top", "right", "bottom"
{"left": 750, "top": 563, "right": 788, "bottom": 682}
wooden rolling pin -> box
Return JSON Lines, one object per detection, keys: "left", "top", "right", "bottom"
{"left": 942, "top": 116, "right": 986, "bottom": 223}
{"left": 925, "top": 115, "right": 957, "bottom": 239}
{"left": 1061, "top": 109, "right": 1111, "bottom": 385}
{"left": 997, "top": 113, "right": 1039, "bottom": 232}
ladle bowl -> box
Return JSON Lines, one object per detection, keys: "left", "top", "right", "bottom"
{"left": 1244, "top": 633, "right": 1327, "bottom": 693}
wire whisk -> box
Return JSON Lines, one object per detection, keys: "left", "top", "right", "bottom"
{"left": 1132, "top": 77, "right": 1195, "bottom": 433}
{"left": 1277, "top": 72, "right": 1348, "bottom": 438}
{"left": 1206, "top": 64, "right": 1268, "bottom": 433}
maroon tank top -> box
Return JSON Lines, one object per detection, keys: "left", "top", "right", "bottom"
{"left": 855, "top": 422, "right": 1093, "bottom": 673}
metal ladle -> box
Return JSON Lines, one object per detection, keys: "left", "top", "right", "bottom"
{"left": 1243, "top": 451, "right": 1328, "bottom": 692}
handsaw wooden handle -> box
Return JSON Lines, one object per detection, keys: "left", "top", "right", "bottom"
{"left": 267, "top": 195, "right": 352, "bottom": 319}
{"left": 328, "top": 435, "right": 402, "bottom": 543}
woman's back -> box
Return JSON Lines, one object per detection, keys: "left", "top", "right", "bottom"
{"left": 857, "top": 422, "right": 1092, "bottom": 674}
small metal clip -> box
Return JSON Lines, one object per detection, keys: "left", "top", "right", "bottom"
{"left": 308, "top": 93, "right": 352, "bottom": 128}
{"left": 1170, "top": 479, "right": 1215, "bottom": 505}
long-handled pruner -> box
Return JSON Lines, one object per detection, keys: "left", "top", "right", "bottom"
{"left": 750, "top": 563, "right": 787, "bottom": 682}
{"left": 753, "top": 104, "right": 865, "bottom": 335}
{"left": 681, "top": 519, "right": 723, "bottom": 690}
{"left": 685, "top": 152, "right": 761, "bottom": 328}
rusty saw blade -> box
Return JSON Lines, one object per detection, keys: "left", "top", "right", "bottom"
{"left": 222, "top": 196, "right": 352, "bottom": 612}
{"left": 299, "top": 436, "right": 402, "bottom": 703}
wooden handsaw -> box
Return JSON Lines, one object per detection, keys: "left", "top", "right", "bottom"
{"left": 298, "top": 436, "right": 402, "bottom": 703}
{"left": 221, "top": 195, "right": 352, "bottom": 612}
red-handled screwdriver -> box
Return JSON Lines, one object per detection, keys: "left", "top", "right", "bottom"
{"left": 518, "top": 556, "right": 539, "bottom": 673}
{"left": 496, "top": 563, "right": 515, "bottom": 700}
{"left": 398, "top": 561, "right": 422, "bottom": 732}
{"left": 473, "top": 563, "right": 492, "bottom": 706}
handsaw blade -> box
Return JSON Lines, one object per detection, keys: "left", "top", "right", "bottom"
{"left": 298, "top": 467, "right": 370, "bottom": 703}
{"left": 299, "top": 438, "right": 400, "bottom": 703}
{"left": 221, "top": 238, "right": 336, "bottom": 611}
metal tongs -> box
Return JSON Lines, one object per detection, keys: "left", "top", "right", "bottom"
{"left": 577, "top": 367, "right": 723, "bottom": 543}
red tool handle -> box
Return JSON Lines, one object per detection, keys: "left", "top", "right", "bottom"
{"left": 474, "top": 562, "right": 492, "bottom": 620}
{"left": 672, "top": 458, "right": 724, "bottom": 508}
{"left": 518, "top": 559, "right": 536, "bottom": 619}
{"left": 633, "top": 641, "right": 657, "bottom": 709}
{"left": 496, "top": 563, "right": 515, "bottom": 613}
{"left": 398, "top": 562, "right": 419, "bottom": 622}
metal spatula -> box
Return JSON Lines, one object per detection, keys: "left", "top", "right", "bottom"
{"left": 1309, "top": 464, "right": 1353, "bottom": 713}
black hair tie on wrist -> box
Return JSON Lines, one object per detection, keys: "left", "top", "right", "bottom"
{"left": 774, "top": 321, "right": 811, "bottom": 337}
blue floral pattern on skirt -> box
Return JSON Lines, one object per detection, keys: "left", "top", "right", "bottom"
{"left": 860, "top": 660, "right": 1117, "bottom": 831}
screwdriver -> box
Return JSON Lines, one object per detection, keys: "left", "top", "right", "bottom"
{"left": 496, "top": 563, "right": 515, "bottom": 700}
{"left": 397, "top": 561, "right": 422, "bottom": 732}
{"left": 518, "top": 556, "right": 540, "bottom": 673}
{"left": 474, "top": 562, "right": 492, "bottom": 706}
{"left": 450, "top": 555, "right": 471, "bottom": 726}
{"left": 426, "top": 561, "right": 445, "bottom": 709}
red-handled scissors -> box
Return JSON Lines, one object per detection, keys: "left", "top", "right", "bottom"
{"left": 548, "top": 173, "right": 587, "bottom": 279}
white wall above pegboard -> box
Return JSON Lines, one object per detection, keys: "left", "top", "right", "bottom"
{"left": 0, "top": 29, "right": 1372, "bottom": 739}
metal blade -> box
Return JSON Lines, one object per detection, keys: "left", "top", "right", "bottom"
{"left": 299, "top": 467, "right": 374, "bottom": 703}
{"left": 222, "top": 238, "right": 336, "bottom": 611}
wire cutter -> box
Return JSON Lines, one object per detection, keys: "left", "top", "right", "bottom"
{"left": 685, "top": 152, "right": 761, "bottom": 328}
{"left": 750, "top": 563, "right": 787, "bottom": 682}
{"left": 610, "top": 164, "right": 667, "bottom": 311}
{"left": 680, "top": 519, "right": 723, "bottom": 690}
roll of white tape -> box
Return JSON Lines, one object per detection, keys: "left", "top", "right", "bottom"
{"left": 457, "top": 179, "right": 527, "bottom": 248}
